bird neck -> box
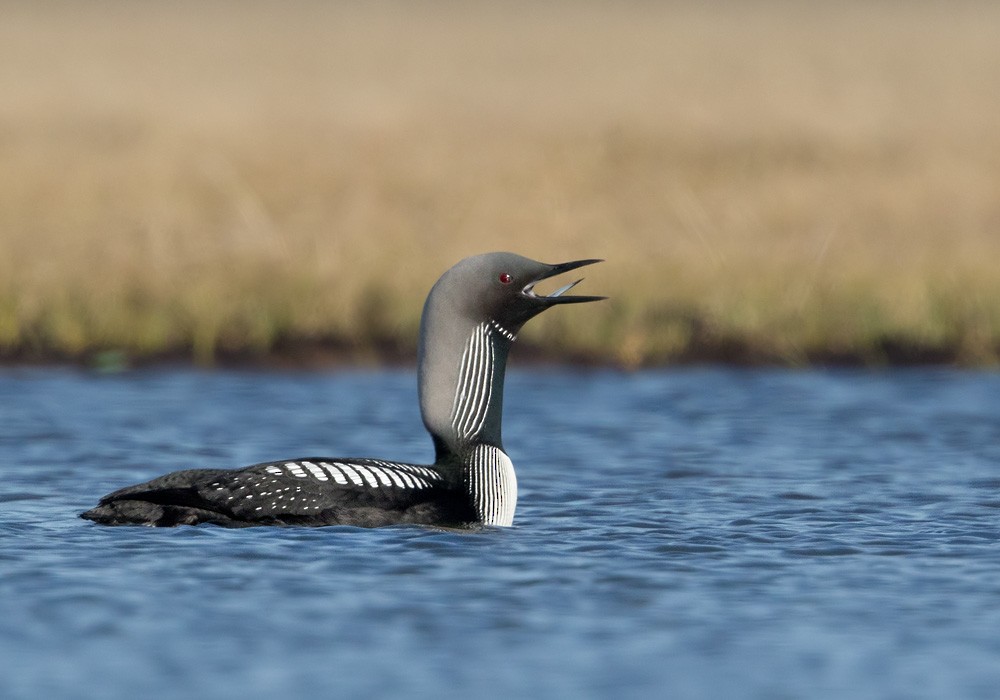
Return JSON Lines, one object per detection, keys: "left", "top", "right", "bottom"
{"left": 418, "top": 309, "right": 516, "bottom": 462}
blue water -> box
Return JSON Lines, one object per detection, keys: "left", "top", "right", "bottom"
{"left": 2, "top": 367, "right": 999, "bottom": 699}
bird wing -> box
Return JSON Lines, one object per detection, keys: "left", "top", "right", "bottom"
{"left": 90, "top": 458, "right": 472, "bottom": 527}
{"left": 199, "top": 458, "right": 450, "bottom": 520}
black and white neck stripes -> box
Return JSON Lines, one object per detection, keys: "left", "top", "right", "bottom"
{"left": 448, "top": 321, "right": 509, "bottom": 443}
{"left": 445, "top": 321, "right": 518, "bottom": 524}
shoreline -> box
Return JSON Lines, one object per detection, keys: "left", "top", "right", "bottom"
{"left": 4, "top": 2, "right": 999, "bottom": 375}
{"left": 0, "top": 335, "right": 988, "bottom": 372}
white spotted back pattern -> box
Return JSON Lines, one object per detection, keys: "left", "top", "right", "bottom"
{"left": 271, "top": 460, "right": 441, "bottom": 490}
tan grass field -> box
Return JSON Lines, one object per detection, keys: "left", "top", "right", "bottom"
{"left": 1, "top": 0, "right": 999, "bottom": 366}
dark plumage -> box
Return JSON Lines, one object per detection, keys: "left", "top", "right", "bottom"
{"left": 81, "top": 252, "right": 603, "bottom": 528}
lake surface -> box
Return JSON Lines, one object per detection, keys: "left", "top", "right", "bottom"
{"left": 2, "top": 367, "right": 999, "bottom": 699}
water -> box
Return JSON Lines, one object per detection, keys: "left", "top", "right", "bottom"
{"left": 2, "top": 367, "right": 999, "bottom": 699}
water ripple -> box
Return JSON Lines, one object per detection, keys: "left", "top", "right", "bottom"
{"left": 1, "top": 368, "right": 1000, "bottom": 699}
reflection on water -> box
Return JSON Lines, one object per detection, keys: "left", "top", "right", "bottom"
{"left": 2, "top": 368, "right": 999, "bottom": 699}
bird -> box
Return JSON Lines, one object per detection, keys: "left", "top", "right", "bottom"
{"left": 81, "top": 252, "right": 604, "bottom": 528}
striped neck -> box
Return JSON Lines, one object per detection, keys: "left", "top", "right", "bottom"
{"left": 447, "top": 320, "right": 513, "bottom": 447}
{"left": 419, "top": 317, "right": 515, "bottom": 460}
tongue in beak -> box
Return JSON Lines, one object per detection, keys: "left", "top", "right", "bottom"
{"left": 522, "top": 259, "right": 606, "bottom": 305}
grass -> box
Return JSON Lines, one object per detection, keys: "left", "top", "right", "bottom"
{"left": 2, "top": 0, "right": 999, "bottom": 367}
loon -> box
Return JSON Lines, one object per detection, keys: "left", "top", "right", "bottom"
{"left": 81, "top": 252, "right": 603, "bottom": 528}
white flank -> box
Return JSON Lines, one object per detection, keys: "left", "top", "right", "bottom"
{"left": 467, "top": 445, "right": 517, "bottom": 526}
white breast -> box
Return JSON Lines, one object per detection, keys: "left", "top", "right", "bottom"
{"left": 467, "top": 445, "right": 517, "bottom": 526}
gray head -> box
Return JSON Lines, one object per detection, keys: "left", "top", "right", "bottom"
{"left": 418, "top": 252, "right": 604, "bottom": 461}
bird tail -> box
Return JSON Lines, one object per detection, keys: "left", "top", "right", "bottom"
{"left": 80, "top": 468, "right": 239, "bottom": 527}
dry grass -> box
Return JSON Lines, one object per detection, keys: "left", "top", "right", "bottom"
{"left": 2, "top": 0, "right": 999, "bottom": 366}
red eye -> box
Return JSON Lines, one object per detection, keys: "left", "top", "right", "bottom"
{"left": 499, "top": 272, "right": 513, "bottom": 284}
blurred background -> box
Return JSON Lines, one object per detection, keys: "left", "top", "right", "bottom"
{"left": 5, "top": 6, "right": 1000, "bottom": 700}
{"left": 2, "top": 0, "right": 998, "bottom": 367}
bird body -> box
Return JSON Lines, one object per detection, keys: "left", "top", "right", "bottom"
{"left": 81, "top": 252, "right": 602, "bottom": 528}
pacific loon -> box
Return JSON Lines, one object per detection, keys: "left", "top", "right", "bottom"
{"left": 81, "top": 252, "right": 603, "bottom": 528}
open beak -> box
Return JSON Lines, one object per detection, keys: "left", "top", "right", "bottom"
{"left": 521, "top": 259, "right": 606, "bottom": 305}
